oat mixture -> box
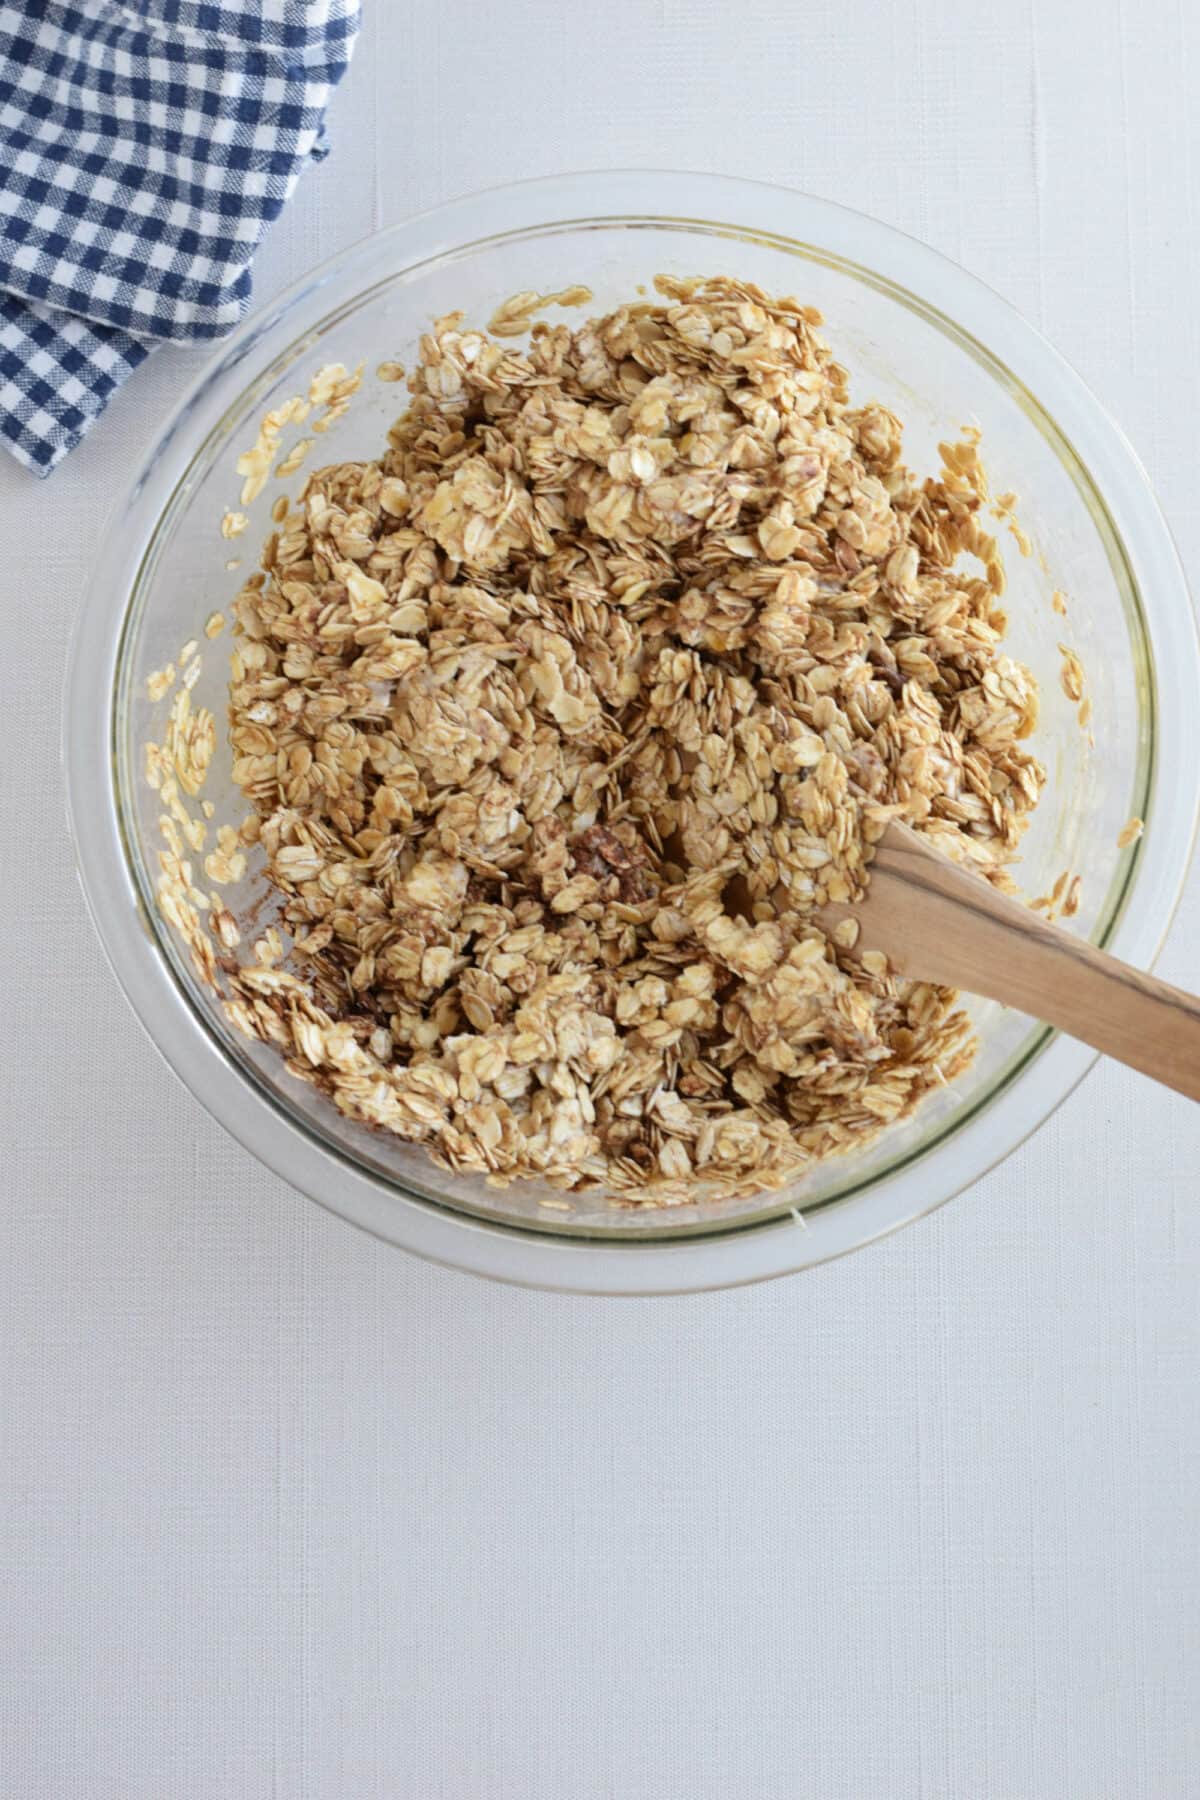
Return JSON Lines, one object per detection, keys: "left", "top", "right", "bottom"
{"left": 209, "top": 276, "right": 1045, "bottom": 1205}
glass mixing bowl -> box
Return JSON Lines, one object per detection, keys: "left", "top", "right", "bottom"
{"left": 65, "top": 171, "right": 1200, "bottom": 1293}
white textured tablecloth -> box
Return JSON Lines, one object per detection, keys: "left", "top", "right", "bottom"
{"left": 3, "top": 4, "right": 1198, "bottom": 1795}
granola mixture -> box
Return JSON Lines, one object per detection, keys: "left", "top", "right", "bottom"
{"left": 202, "top": 276, "right": 1045, "bottom": 1205}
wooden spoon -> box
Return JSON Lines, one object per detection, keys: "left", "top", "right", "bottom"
{"left": 818, "top": 821, "right": 1200, "bottom": 1102}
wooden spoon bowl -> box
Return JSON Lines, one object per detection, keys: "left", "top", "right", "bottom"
{"left": 818, "top": 821, "right": 1200, "bottom": 1103}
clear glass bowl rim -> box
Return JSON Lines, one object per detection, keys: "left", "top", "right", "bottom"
{"left": 64, "top": 170, "right": 1200, "bottom": 1294}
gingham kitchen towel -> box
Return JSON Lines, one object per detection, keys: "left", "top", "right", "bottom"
{"left": 0, "top": 0, "right": 359, "bottom": 476}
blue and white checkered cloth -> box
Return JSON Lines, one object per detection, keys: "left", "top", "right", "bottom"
{"left": 0, "top": 1, "right": 359, "bottom": 475}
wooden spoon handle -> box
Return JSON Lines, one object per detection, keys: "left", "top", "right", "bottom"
{"left": 834, "top": 823, "right": 1200, "bottom": 1103}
